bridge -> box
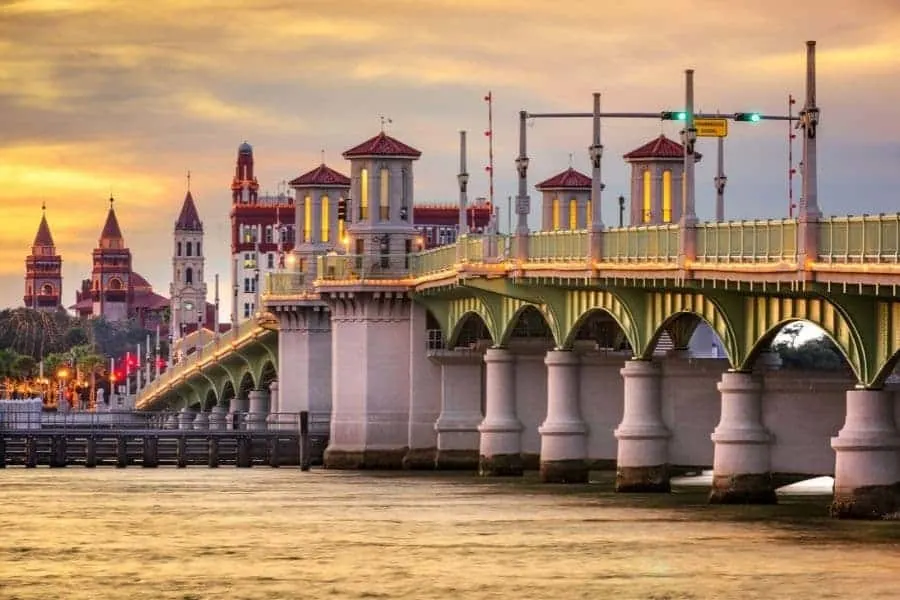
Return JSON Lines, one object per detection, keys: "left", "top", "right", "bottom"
{"left": 135, "top": 40, "right": 900, "bottom": 519}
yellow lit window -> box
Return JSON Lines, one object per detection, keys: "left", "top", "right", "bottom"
{"left": 662, "top": 170, "right": 672, "bottom": 222}
{"left": 321, "top": 195, "right": 330, "bottom": 242}
{"left": 338, "top": 218, "right": 346, "bottom": 244}
{"left": 642, "top": 170, "right": 651, "bottom": 223}
{"left": 303, "top": 195, "right": 312, "bottom": 242}
{"left": 360, "top": 168, "right": 369, "bottom": 219}
{"left": 380, "top": 168, "right": 390, "bottom": 220}
{"left": 568, "top": 198, "right": 578, "bottom": 229}
{"left": 586, "top": 200, "right": 592, "bottom": 226}
{"left": 551, "top": 197, "right": 560, "bottom": 230}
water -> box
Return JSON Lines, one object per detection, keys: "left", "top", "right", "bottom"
{"left": 1, "top": 469, "right": 899, "bottom": 599}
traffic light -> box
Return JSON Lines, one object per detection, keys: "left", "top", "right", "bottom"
{"left": 734, "top": 112, "right": 762, "bottom": 122}
{"left": 661, "top": 111, "right": 687, "bottom": 121}
{"left": 337, "top": 198, "right": 347, "bottom": 221}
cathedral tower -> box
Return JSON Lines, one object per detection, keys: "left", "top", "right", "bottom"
{"left": 90, "top": 197, "right": 133, "bottom": 322}
{"left": 171, "top": 188, "right": 207, "bottom": 338}
{"left": 24, "top": 203, "right": 63, "bottom": 311}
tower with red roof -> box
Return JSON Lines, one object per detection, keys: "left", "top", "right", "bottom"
{"left": 90, "top": 197, "right": 133, "bottom": 321}
{"left": 535, "top": 167, "right": 593, "bottom": 231}
{"left": 288, "top": 162, "right": 351, "bottom": 280}
{"left": 622, "top": 135, "right": 701, "bottom": 226}
{"left": 171, "top": 188, "right": 208, "bottom": 337}
{"left": 23, "top": 204, "right": 63, "bottom": 311}
{"left": 341, "top": 130, "right": 422, "bottom": 270}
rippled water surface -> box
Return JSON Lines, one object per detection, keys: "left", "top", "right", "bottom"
{"left": 1, "top": 469, "right": 899, "bottom": 599}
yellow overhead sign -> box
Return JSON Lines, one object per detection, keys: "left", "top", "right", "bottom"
{"left": 694, "top": 118, "right": 728, "bottom": 138}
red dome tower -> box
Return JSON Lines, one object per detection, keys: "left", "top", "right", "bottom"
{"left": 90, "top": 197, "right": 133, "bottom": 322}
{"left": 23, "top": 203, "right": 63, "bottom": 311}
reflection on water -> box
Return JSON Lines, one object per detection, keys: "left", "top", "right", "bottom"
{"left": 1, "top": 469, "right": 899, "bottom": 600}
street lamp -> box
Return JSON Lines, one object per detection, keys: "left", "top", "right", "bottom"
{"left": 515, "top": 156, "right": 529, "bottom": 178}
{"left": 457, "top": 171, "right": 469, "bottom": 192}
{"left": 589, "top": 143, "right": 603, "bottom": 168}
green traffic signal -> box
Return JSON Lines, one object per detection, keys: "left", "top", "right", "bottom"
{"left": 734, "top": 112, "right": 762, "bottom": 122}
{"left": 660, "top": 111, "right": 687, "bottom": 121}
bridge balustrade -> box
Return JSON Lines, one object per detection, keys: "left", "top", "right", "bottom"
{"left": 695, "top": 219, "right": 798, "bottom": 263}
{"left": 409, "top": 244, "right": 458, "bottom": 277}
{"left": 818, "top": 215, "right": 900, "bottom": 263}
{"left": 602, "top": 224, "right": 679, "bottom": 263}
{"left": 265, "top": 271, "right": 307, "bottom": 296}
{"left": 317, "top": 253, "right": 418, "bottom": 281}
{"left": 526, "top": 230, "right": 588, "bottom": 262}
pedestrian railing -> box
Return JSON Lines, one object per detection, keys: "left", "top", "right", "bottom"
{"left": 818, "top": 214, "right": 900, "bottom": 263}
{"left": 695, "top": 218, "right": 798, "bottom": 263}
{"left": 602, "top": 224, "right": 680, "bottom": 263}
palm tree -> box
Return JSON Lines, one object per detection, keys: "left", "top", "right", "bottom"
{"left": 72, "top": 345, "right": 106, "bottom": 410}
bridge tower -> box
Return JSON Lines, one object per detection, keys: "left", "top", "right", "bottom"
{"left": 170, "top": 188, "right": 207, "bottom": 340}
{"left": 623, "top": 135, "right": 701, "bottom": 226}
{"left": 24, "top": 203, "right": 63, "bottom": 311}
{"left": 315, "top": 130, "right": 425, "bottom": 470}
{"left": 288, "top": 162, "right": 351, "bottom": 282}
{"left": 535, "top": 167, "right": 593, "bottom": 231}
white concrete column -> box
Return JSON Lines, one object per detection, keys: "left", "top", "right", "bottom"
{"left": 539, "top": 350, "right": 588, "bottom": 483}
{"left": 208, "top": 403, "right": 227, "bottom": 431}
{"left": 247, "top": 388, "right": 270, "bottom": 431}
{"left": 177, "top": 407, "right": 195, "bottom": 431}
{"left": 403, "top": 303, "right": 443, "bottom": 469}
{"left": 710, "top": 371, "right": 775, "bottom": 504}
{"left": 266, "top": 380, "right": 279, "bottom": 425}
{"left": 193, "top": 410, "right": 210, "bottom": 431}
{"left": 434, "top": 355, "right": 483, "bottom": 470}
{"left": 614, "top": 359, "right": 670, "bottom": 492}
{"left": 229, "top": 394, "right": 249, "bottom": 430}
{"left": 831, "top": 388, "right": 900, "bottom": 518}
{"left": 478, "top": 347, "right": 523, "bottom": 476}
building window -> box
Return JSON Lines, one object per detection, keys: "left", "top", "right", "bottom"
{"left": 186, "top": 242, "right": 193, "bottom": 257}
{"left": 551, "top": 197, "right": 560, "bottom": 230}
{"left": 267, "top": 253, "right": 274, "bottom": 269}
{"left": 243, "top": 303, "right": 250, "bottom": 318}
{"left": 586, "top": 200, "right": 592, "bottom": 227}
{"left": 662, "top": 170, "right": 672, "bottom": 222}
{"left": 197, "top": 242, "right": 201, "bottom": 256}
{"left": 321, "top": 195, "right": 330, "bottom": 242}
{"left": 360, "top": 168, "right": 369, "bottom": 220}
{"left": 338, "top": 218, "right": 345, "bottom": 245}
{"left": 177, "top": 242, "right": 182, "bottom": 257}
{"left": 41, "top": 283, "right": 53, "bottom": 295}
{"left": 244, "top": 277, "right": 250, "bottom": 293}
{"left": 304, "top": 195, "right": 312, "bottom": 242}
{"left": 569, "top": 198, "right": 578, "bottom": 230}
{"left": 379, "top": 168, "right": 390, "bottom": 220}
{"left": 265, "top": 225, "right": 273, "bottom": 244}
{"left": 185, "top": 267, "right": 193, "bottom": 285}
{"left": 642, "top": 170, "right": 652, "bottom": 223}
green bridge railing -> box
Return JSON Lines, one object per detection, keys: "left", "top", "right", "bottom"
{"left": 818, "top": 215, "right": 900, "bottom": 263}
{"left": 696, "top": 219, "right": 797, "bottom": 263}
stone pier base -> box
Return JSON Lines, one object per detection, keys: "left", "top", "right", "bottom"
{"left": 831, "top": 483, "right": 900, "bottom": 519}
{"left": 615, "top": 464, "right": 670, "bottom": 493}
{"left": 540, "top": 459, "right": 589, "bottom": 484}
{"left": 479, "top": 453, "right": 523, "bottom": 477}
{"left": 402, "top": 447, "right": 437, "bottom": 470}
{"left": 709, "top": 473, "right": 777, "bottom": 504}
{"left": 435, "top": 449, "right": 479, "bottom": 471}
{"left": 324, "top": 448, "right": 408, "bottom": 470}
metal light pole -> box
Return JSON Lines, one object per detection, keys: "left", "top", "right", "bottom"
{"left": 618, "top": 195, "right": 625, "bottom": 227}
{"left": 714, "top": 134, "right": 727, "bottom": 222}
{"left": 155, "top": 324, "right": 161, "bottom": 379}
{"left": 458, "top": 130, "right": 469, "bottom": 236}
{"left": 214, "top": 273, "right": 220, "bottom": 344}
{"left": 514, "top": 111, "right": 530, "bottom": 260}
{"left": 800, "top": 40, "right": 821, "bottom": 221}
{"left": 588, "top": 92, "right": 604, "bottom": 260}
{"left": 681, "top": 69, "right": 698, "bottom": 225}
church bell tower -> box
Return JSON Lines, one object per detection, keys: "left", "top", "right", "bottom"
{"left": 171, "top": 183, "right": 207, "bottom": 338}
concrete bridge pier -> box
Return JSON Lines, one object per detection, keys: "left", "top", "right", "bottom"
{"left": 831, "top": 388, "right": 900, "bottom": 519}
{"left": 229, "top": 396, "right": 249, "bottom": 430}
{"left": 478, "top": 347, "right": 524, "bottom": 476}
{"left": 433, "top": 352, "right": 484, "bottom": 470}
{"left": 614, "top": 359, "right": 671, "bottom": 492}
{"left": 208, "top": 404, "right": 227, "bottom": 430}
{"left": 178, "top": 407, "right": 195, "bottom": 430}
{"left": 247, "top": 389, "right": 270, "bottom": 431}
{"left": 324, "top": 292, "right": 412, "bottom": 470}
{"left": 539, "top": 350, "right": 588, "bottom": 483}
{"left": 193, "top": 410, "right": 210, "bottom": 430}
{"left": 709, "top": 371, "right": 776, "bottom": 504}
{"left": 403, "top": 303, "right": 442, "bottom": 470}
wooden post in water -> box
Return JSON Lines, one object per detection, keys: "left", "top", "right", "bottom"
{"left": 236, "top": 435, "right": 252, "bottom": 468}
{"left": 0, "top": 437, "right": 6, "bottom": 468}
{"left": 176, "top": 436, "right": 188, "bottom": 468}
{"left": 85, "top": 436, "right": 97, "bottom": 468}
{"left": 268, "top": 436, "right": 280, "bottom": 468}
{"left": 25, "top": 436, "right": 37, "bottom": 468}
{"left": 143, "top": 436, "right": 159, "bottom": 468}
{"left": 208, "top": 437, "right": 219, "bottom": 468}
{"left": 50, "top": 435, "right": 67, "bottom": 468}
{"left": 299, "top": 411, "right": 310, "bottom": 472}
{"left": 116, "top": 437, "right": 128, "bottom": 468}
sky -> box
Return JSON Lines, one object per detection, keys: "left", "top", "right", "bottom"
{"left": 2, "top": 0, "right": 900, "bottom": 318}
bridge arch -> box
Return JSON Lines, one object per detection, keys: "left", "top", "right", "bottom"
{"left": 737, "top": 295, "right": 868, "bottom": 384}
{"left": 872, "top": 349, "right": 900, "bottom": 389}
{"left": 237, "top": 371, "right": 255, "bottom": 404}
{"left": 443, "top": 296, "right": 502, "bottom": 347}
{"left": 498, "top": 304, "right": 555, "bottom": 348}
{"left": 566, "top": 308, "right": 632, "bottom": 352}
{"left": 220, "top": 380, "right": 236, "bottom": 411}
{"left": 448, "top": 311, "right": 494, "bottom": 348}
{"left": 203, "top": 388, "right": 217, "bottom": 411}
{"left": 258, "top": 360, "right": 277, "bottom": 392}
{"left": 641, "top": 291, "right": 739, "bottom": 368}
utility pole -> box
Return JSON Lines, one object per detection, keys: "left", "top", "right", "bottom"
{"left": 514, "top": 111, "right": 530, "bottom": 260}
{"left": 714, "top": 134, "right": 727, "bottom": 222}
{"left": 588, "top": 92, "right": 604, "bottom": 260}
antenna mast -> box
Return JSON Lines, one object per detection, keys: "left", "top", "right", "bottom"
{"left": 485, "top": 91, "right": 494, "bottom": 210}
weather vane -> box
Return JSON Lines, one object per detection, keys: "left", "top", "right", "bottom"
{"left": 186, "top": 170, "right": 191, "bottom": 192}
{"left": 380, "top": 115, "right": 393, "bottom": 132}
{"left": 320, "top": 149, "right": 325, "bottom": 164}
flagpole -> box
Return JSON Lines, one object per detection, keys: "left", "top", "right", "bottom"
{"left": 155, "top": 324, "right": 161, "bottom": 378}
{"left": 485, "top": 91, "right": 494, "bottom": 211}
